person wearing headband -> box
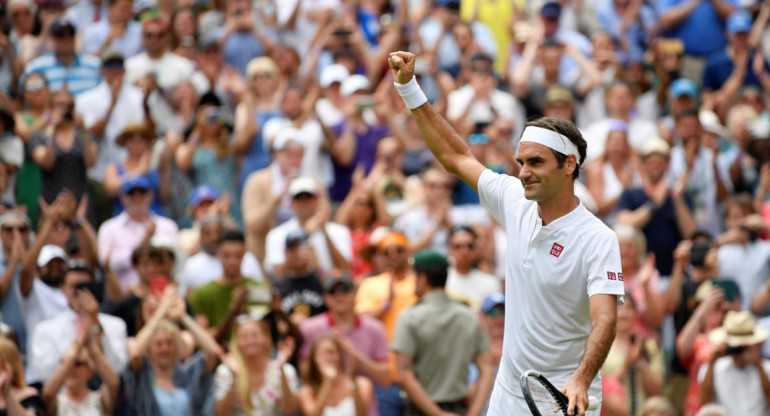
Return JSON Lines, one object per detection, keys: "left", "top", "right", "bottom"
{"left": 388, "top": 51, "right": 624, "bottom": 416}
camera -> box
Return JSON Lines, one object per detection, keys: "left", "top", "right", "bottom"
{"left": 690, "top": 242, "right": 711, "bottom": 268}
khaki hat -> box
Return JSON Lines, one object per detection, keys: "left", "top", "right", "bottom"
{"left": 544, "top": 86, "right": 573, "bottom": 106}
{"left": 641, "top": 137, "right": 670, "bottom": 158}
{"left": 708, "top": 310, "right": 768, "bottom": 347}
{"left": 116, "top": 122, "right": 152, "bottom": 146}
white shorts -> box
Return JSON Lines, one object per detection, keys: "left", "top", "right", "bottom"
{"left": 486, "top": 379, "right": 601, "bottom": 416}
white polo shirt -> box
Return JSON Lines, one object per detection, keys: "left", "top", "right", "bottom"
{"left": 477, "top": 169, "right": 624, "bottom": 414}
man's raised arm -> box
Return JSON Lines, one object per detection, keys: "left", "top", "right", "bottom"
{"left": 388, "top": 51, "right": 486, "bottom": 192}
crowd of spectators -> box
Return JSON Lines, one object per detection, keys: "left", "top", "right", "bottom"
{"left": 0, "top": 0, "right": 770, "bottom": 415}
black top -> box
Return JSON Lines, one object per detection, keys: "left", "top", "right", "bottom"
{"left": 29, "top": 130, "right": 87, "bottom": 204}
{"left": 272, "top": 273, "right": 326, "bottom": 320}
{"left": 0, "top": 394, "right": 44, "bottom": 416}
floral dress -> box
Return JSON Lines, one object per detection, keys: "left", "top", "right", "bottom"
{"left": 213, "top": 360, "right": 298, "bottom": 416}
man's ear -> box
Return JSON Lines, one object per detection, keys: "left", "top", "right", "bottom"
{"left": 565, "top": 155, "right": 577, "bottom": 177}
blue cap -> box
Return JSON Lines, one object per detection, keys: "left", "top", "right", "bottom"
{"left": 727, "top": 10, "right": 752, "bottom": 34}
{"left": 540, "top": 1, "right": 562, "bottom": 19}
{"left": 121, "top": 176, "right": 152, "bottom": 194}
{"left": 189, "top": 185, "right": 220, "bottom": 208}
{"left": 481, "top": 293, "right": 505, "bottom": 314}
{"left": 670, "top": 78, "right": 698, "bottom": 99}
{"left": 435, "top": 0, "right": 460, "bottom": 7}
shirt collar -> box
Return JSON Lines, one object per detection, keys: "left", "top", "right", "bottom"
{"left": 325, "top": 312, "right": 361, "bottom": 328}
{"left": 420, "top": 291, "right": 450, "bottom": 304}
{"left": 539, "top": 197, "right": 586, "bottom": 230}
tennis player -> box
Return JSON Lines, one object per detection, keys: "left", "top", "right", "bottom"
{"left": 387, "top": 51, "right": 624, "bottom": 416}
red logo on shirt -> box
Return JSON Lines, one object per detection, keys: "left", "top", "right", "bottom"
{"left": 607, "top": 272, "right": 617, "bottom": 280}
{"left": 550, "top": 242, "right": 564, "bottom": 257}
{"left": 618, "top": 272, "right": 624, "bottom": 282}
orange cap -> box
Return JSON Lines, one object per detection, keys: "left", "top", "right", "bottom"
{"left": 378, "top": 232, "right": 408, "bottom": 250}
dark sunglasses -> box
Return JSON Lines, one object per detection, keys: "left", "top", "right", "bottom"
{"left": 127, "top": 188, "right": 149, "bottom": 196}
{"left": 144, "top": 31, "right": 164, "bottom": 39}
{"left": 103, "top": 60, "right": 124, "bottom": 70}
{"left": 292, "top": 193, "right": 317, "bottom": 201}
{"left": 451, "top": 243, "right": 475, "bottom": 250}
{"left": 326, "top": 285, "right": 352, "bottom": 295}
{"left": 1, "top": 225, "right": 29, "bottom": 233}
{"left": 383, "top": 246, "right": 405, "bottom": 256}
{"left": 485, "top": 307, "right": 504, "bottom": 317}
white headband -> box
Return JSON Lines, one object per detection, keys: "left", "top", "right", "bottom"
{"left": 519, "top": 126, "right": 580, "bottom": 161}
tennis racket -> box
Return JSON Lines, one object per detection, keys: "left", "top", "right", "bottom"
{"left": 520, "top": 370, "right": 599, "bottom": 416}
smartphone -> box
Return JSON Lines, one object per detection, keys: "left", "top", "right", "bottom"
{"left": 712, "top": 279, "right": 738, "bottom": 302}
{"left": 75, "top": 281, "right": 104, "bottom": 304}
{"left": 150, "top": 274, "right": 169, "bottom": 298}
{"left": 63, "top": 108, "right": 74, "bottom": 121}
{"left": 468, "top": 133, "right": 489, "bottom": 145}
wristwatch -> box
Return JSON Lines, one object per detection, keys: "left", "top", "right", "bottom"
{"left": 644, "top": 200, "right": 658, "bottom": 212}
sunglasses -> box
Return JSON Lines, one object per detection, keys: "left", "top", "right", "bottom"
{"left": 326, "top": 285, "right": 352, "bottom": 295}
{"left": 382, "top": 246, "right": 405, "bottom": 256}
{"left": 1, "top": 225, "right": 29, "bottom": 233}
{"left": 485, "top": 307, "right": 504, "bottom": 317}
{"left": 103, "top": 60, "right": 124, "bottom": 70}
{"left": 451, "top": 243, "right": 475, "bottom": 250}
{"left": 126, "top": 188, "right": 149, "bottom": 196}
{"left": 292, "top": 193, "right": 317, "bottom": 201}
{"left": 144, "top": 31, "right": 164, "bottom": 39}
{"left": 25, "top": 79, "right": 46, "bottom": 92}
{"left": 425, "top": 182, "right": 453, "bottom": 191}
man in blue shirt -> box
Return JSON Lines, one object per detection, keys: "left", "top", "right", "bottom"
{"left": 658, "top": 0, "right": 737, "bottom": 81}
{"left": 703, "top": 10, "right": 770, "bottom": 93}
{"left": 21, "top": 17, "right": 102, "bottom": 96}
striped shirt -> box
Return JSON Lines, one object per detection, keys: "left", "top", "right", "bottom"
{"left": 21, "top": 54, "right": 102, "bottom": 96}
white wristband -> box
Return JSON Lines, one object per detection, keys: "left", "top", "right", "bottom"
{"left": 394, "top": 76, "right": 428, "bottom": 110}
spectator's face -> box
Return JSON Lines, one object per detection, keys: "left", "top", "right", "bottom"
{"left": 66, "top": 354, "right": 95, "bottom": 387}
{"left": 290, "top": 193, "right": 318, "bottom": 221}
{"left": 616, "top": 300, "right": 636, "bottom": 334}
{"left": 281, "top": 89, "right": 303, "bottom": 120}
{"left": 52, "top": 29, "right": 76, "bottom": 57}
{"left": 375, "top": 137, "right": 403, "bottom": 173}
{"left": 542, "top": 16, "right": 559, "bottom": 37}
{"left": 676, "top": 115, "right": 701, "bottom": 145}
{"left": 285, "top": 242, "right": 309, "bottom": 271}
{"left": 421, "top": 169, "right": 454, "bottom": 203}
{"left": 350, "top": 194, "right": 374, "bottom": 227}
{"left": 22, "top": 74, "right": 48, "bottom": 108}
{"left": 148, "top": 329, "right": 178, "bottom": 368}
{"left": 541, "top": 46, "right": 562, "bottom": 78}
{"left": 382, "top": 243, "right": 408, "bottom": 271}
{"left": 449, "top": 231, "right": 477, "bottom": 270}
{"left": 641, "top": 154, "right": 669, "bottom": 183}
{"left": 216, "top": 241, "right": 245, "bottom": 278}
{"left": 606, "top": 84, "right": 635, "bottom": 117}
{"left": 671, "top": 96, "right": 696, "bottom": 116}
{"left": 731, "top": 344, "right": 759, "bottom": 369}
{"left": 730, "top": 32, "right": 749, "bottom": 51}
{"left": 605, "top": 131, "right": 629, "bottom": 160}
{"left": 134, "top": 254, "right": 158, "bottom": 283}
{"left": 591, "top": 32, "right": 613, "bottom": 54}
{"left": 109, "top": 0, "right": 132, "bottom": 21}
{"left": 123, "top": 133, "right": 149, "bottom": 157}
{"left": 453, "top": 24, "right": 473, "bottom": 50}
{"left": 250, "top": 70, "right": 277, "bottom": 97}
{"left": 0, "top": 220, "right": 30, "bottom": 250}
{"left": 153, "top": 249, "right": 175, "bottom": 276}
{"left": 39, "top": 258, "right": 66, "bottom": 285}
{"left": 192, "top": 199, "right": 214, "bottom": 220}
{"left": 725, "top": 203, "right": 750, "bottom": 229}
{"left": 273, "top": 46, "right": 299, "bottom": 74}
{"left": 51, "top": 91, "right": 74, "bottom": 123}
{"left": 61, "top": 270, "right": 91, "bottom": 311}
{"left": 199, "top": 222, "right": 223, "bottom": 255}
{"left": 101, "top": 59, "right": 125, "bottom": 84}
{"left": 516, "top": 142, "right": 571, "bottom": 201}
{"left": 121, "top": 187, "right": 152, "bottom": 216}
{"left": 323, "top": 283, "right": 355, "bottom": 315}
{"left": 544, "top": 102, "right": 573, "bottom": 121}
{"left": 172, "top": 9, "right": 195, "bottom": 38}
{"left": 482, "top": 306, "right": 504, "bottom": 342}
{"left": 235, "top": 321, "right": 268, "bottom": 358}
{"left": 9, "top": 3, "right": 34, "bottom": 34}
{"left": 619, "top": 237, "right": 640, "bottom": 271}
{"left": 275, "top": 144, "right": 304, "bottom": 175}
{"left": 314, "top": 338, "right": 342, "bottom": 371}
{"left": 739, "top": 92, "right": 764, "bottom": 115}
{"left": 143, "top": 23, "right": 167, "bottom": 55}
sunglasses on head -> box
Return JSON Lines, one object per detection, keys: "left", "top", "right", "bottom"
{"left": 326, "top": 285, "right": 352, "bottom": 295}
{"left": 1, "top": 225, "right": 29, "bottom": 233}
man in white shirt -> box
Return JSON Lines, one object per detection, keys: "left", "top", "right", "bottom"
{"left": 76, "top": 49, "right": 145, "bottom": 183}
{"left": 445, "top": 226, "right": 501, "bottom": 310}
{"left": 388, "top": 51, "right": 624, "bottom": 415}
{"left": 699, "top": 311, "right": 770, "bottom": 416}
{"left": 275, "top": 0, "right": 340, "bottom": 57}
{"left": 31, "top": 260, "right": 127, "bottom": 383}
{"left": 264, "top": 177, "right": 351, "bottom": 278}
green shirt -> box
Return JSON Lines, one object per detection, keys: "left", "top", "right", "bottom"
{"left": 190, "top": 278, "right": 271, "bottom": 327}
{"left": 391, "top": 291, "right": 489, "bottom": 402}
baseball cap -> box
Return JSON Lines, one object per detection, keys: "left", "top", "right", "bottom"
{"left": 285, "top": 228, "right": 308, "bottom": 248}
{"left": 272, "top": 129, "right": 303, "bottom": 152}
{"left": 411, "top": 250, "right": 449, "bottom": 273}
{"left": 37, "top": 244, "right": 68, "bottom": 268}
{"left": 121, "top": 176, "right": 152, "bottom": 195}
{"left": 288, "top": 177, "right": 318, "bottom": 198}
{"left": 435, "top": 0, "right": 461, "bottom": 11}
{"left": 481, "top": 293, "right": 505, "bottom": 314}
{"left": 670, "top": 78, "right": 698, "bottom": 99}
{"left": 641, "top": 137, "right": 670, "bottom": 157}
{"left": 49, "top": 17, "right": 75, "bottom": 36}
{"left": 0, "top": 212, "right": 30, "bottom": 228}
{"left": 540, "top": 1, "right": 562, "bottom": 19}
{"left": 189, "top": 185, "right": 220, "bottom": 208}
{"left": 378, "top": 232, "right": 408, "bottom": 250}
{"left": 340, "top": 74, "right": 371, "bottom": 97}
{"left": 323, "top": 274, "right": 354, "bottom": 293}
{"left": 727, "top": 10, "right": 752, "bottom": 35}
{"left": 319, "top": 64, "right": 350, "bottom": 88}
{"left": 101, "top": 48, "right": 124, "bottom": 64}
{"left": 544, "top": 86, "right": 574, "bottom": 106}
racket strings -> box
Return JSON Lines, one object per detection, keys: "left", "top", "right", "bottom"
{"left": 528, "top": 379, "right": 569, "bottom": 415}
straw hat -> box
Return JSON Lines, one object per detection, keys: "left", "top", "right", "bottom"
{"left": 116, "top": 122, "right": 152, "bottom": 147}
{"left": 708, "top": 310, "right": 768, "bottom": 347}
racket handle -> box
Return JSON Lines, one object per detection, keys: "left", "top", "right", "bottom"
{"left": 587, "top": 396, "right": 599, "bottom": 411}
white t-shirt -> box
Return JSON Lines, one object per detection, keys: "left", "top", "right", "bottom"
{"left": 669, "top": 145, "right": 721, "bottom": 237}
{"left": 583, "top": 118, "right": 658, "bottom": 162}
{"left": 264, "top": 218, "right": 352, "bottom": 277}
{"left": 718, "top": 241, "right": 770, "bottom": 310}
{"left": 262, "top": 118, "right": 333, "bottom": 187}
{"left": 698, "top": 357, "right": 770, "bottom": 416}
{"left": 445, "top": 268, "right": 502, "bottom": 310}
{"left": 17, "top": 279, "right": 67, "bottom": 383}
{"left": 477, "top": 169, "right": 624, "bottom": 413}
{"left": 177, "top": 251, "right": 265, "bottom": 291}
{"left": 276, "top": 0, "right": 340, "bottom": 57}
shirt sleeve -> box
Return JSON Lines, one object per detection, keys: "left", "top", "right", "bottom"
{"left": 213, "top": 364, "right": 234, "bottom": 400}
{"left": 474, "top": 322, "right": 490, "bottom": 357}
{"left": 390, "top": 311, "right": 417, "bottom": 356}
{"left": 31, "top": 321, "right": 59, "bottom": 381}
{"left": 477, "top": 169, "right": 524, "bottom": 227}
{"left": 584, "top": 229, "right": 625, "bottom": 300}
{"left": 101, "top": 317, "right": 128, "bottom": 374}
{"left": 328, "top": 224, "right": 353, "bottom": 261}
{"left": 263, "top": 228, "right": 285, "bottom": 276}
{"left": 370, "top": 321, "right": 390, "bottom": 362}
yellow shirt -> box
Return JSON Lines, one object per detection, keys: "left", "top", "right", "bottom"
{"left": 460, "top": 0, "right": 522, "bottom": 73}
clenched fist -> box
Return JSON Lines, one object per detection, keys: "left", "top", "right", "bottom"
{"left": 388, "top": 51, "right": 416, "bottom": 84}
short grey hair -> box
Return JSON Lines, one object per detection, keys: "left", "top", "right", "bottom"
{"left": 614, "top": 223, "right": 647, "bottom": 266}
